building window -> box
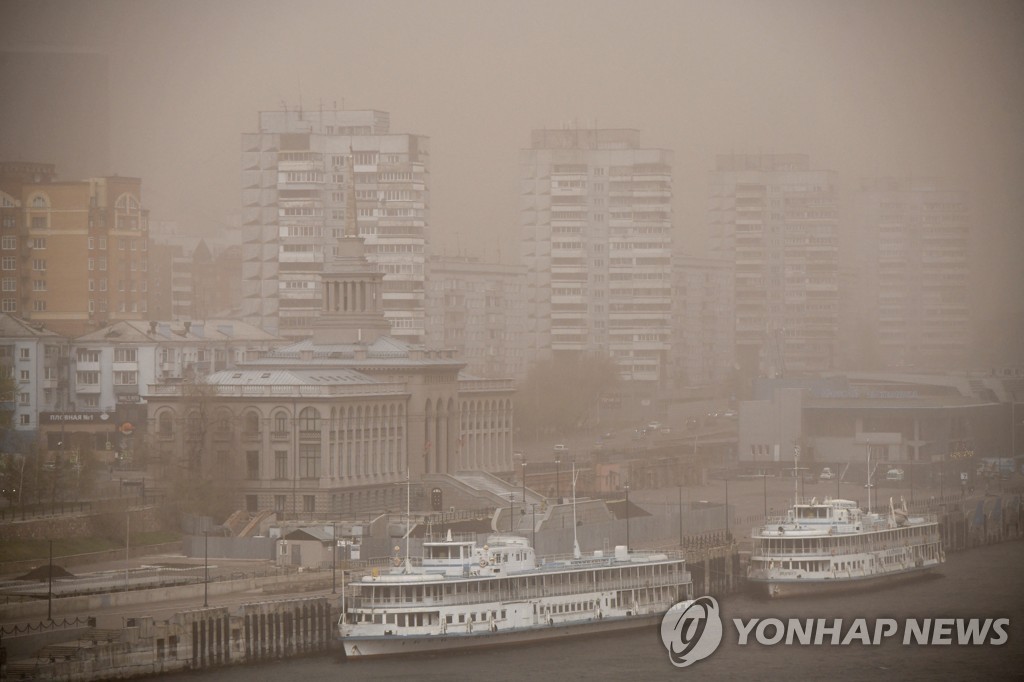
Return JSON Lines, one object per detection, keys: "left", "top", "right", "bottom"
{"left": 303, "top": 495, "right": 315, "bottom": 513}
{"left": 32, "top": 280, "right": 46, "bottom": 291}
{"left": 32, "top": 300, "right": 46, "bottom": 312}
{"left": 19, "top": 414, "right": 30, "bottom": 425}
{"left": 29, "top": 238, "right": 46, "bottom": 249}
{"left": 1, "top": 257, "right": 15, "bottom": 270}
{"left": 18, "top": 348, "right": 29, "bottom": 360}
{"left": 76, "top": 371, "right": 99, "bottom": 385}
{"left": 1, "top": 299, "right": 15, "bottom": 312}
{"left": 274, "top": 451, "right": 288, "bottom": 479}
{"left": 1, "top": 236, "right": 15, "bottom": 249}
{"left": 158, "top": 412, "right": 173, "bottom": 438}
{"left": 274, "top": 495, "right": 286, "bottom": 512}
{"left": 19, "top": 369, "right": 29, "bottom": 382}
{"left": 113, "top": 371, "right": 137, "bottom": 385}
{"left": 77, "top": 349, "right": 100, "bottom": 362}
{"left": 246, "top": 451, "right": 259, "bottom": 480}
{"left": 1, "top": 278, "right": 14, "bottom": 292}
{"left": 299, "top": 444, "right": 320, "bottom": 479}
{"left": 114, "top": 348, "right": 137, "bottom": 362}
{"left": 32, "top": 259, "right": 46, "bottom": 271}
{"left": 19, "top": 392, "right": 29, "bottom": 405}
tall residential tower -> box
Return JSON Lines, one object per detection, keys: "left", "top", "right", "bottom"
{"left": 709, "top": 153, "right": 839, "bottom": 383}
{"left": 521, "top": 128, "right": 673, "bottom": 390}
{"left": 241, "top": 108, "right": 429, "bottom": 341}
{"left": 853, "top": 177, "right": 971, "bottom": 369}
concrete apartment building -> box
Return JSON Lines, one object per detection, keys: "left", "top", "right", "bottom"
{"left": 241, "top": 108, "right": 429, "bottom": 342}
{"left": 852, "top": 177, "right": 971, "bottom": 370}
{"left": 520, "top": 128, "right": 673, "bottom": 393}
{"left": 669, "top": 254, "right": 734, "bottom": 390}
{"left": 709, "top": 153, "right": 839, "bottom": 385}
{"left": 0, "top": 161, "right": 150, "bottom": 338}
{"left": 424, "top": 255, "right": 526, "bottom": 380}
{"left": 0, "top": 313, "right": 69, "bottom": 436}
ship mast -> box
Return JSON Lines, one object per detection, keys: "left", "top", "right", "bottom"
{"left": 571, "top": 461, "right": 581, "bottom": 559}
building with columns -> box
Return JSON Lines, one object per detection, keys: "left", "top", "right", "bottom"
{"left": 145, "top": 225, "right": 514, "bottom": 518}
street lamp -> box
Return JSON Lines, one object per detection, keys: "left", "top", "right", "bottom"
{"left": 203, "top": 529, "right": 209, "bottom": 607}
{"left": 332, "top": 521, "right": 337, "bottom": 594}
{"left": 555, "top": 457, "right": 561, "bottom": 503}
{"left": 508, "top": 492, "right": 514, "bottom": 533}
{"left": 520, "top": 458, "right": 527, "bottom": 514}
{"left": 624, "top": 482, "right": 630, "bottom": 552}
{"left": 531, "top": 503, "right": 537, "bottom": 549}
{"left": 724, "top": 476, "right": 730, "bottom": 541}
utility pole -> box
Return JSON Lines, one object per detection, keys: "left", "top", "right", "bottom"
{"left": 624, "top": 482, "right": 630, "bottom": 552}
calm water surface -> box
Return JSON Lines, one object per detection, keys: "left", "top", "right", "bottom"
{"left": 161, "top": 541, "right": 1024, "bottom": 682}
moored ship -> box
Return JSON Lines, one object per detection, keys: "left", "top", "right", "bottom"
{"left": 337, "top": 531, "right": 692, "bottom": 658}
{"left": 746, "top": 495, "right": 945, "bottom": 598}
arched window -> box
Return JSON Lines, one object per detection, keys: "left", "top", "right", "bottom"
{"left": 30, "top": 194, "right": 49, "bottom": 209}
{"left": 273, "top": 410, "right": 289, "bottom": 434}
{"left": 298, "top": 407, "right": 321, "bottom": 432}
{"left": 243, "top": 411, "right": 260, "bottom": 436}
{"left": 158, "top": 411, "right": 174, "bottom": 438}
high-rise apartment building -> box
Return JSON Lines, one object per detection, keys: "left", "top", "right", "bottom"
{"left": 853, "top": 178, "right": 971, "bottom": 369}
{"left": 521, "top": 128, "right": 673, "bottom": 389}
{"left": 424, "top": 255, "right": 525, "bottom": 379}
{"left": 241, "top": 108, "right": 429, "bottom": 341}
{"left": 709, "top": 154, "right": 839, "bottom": 381}
{"left": 670, "top": 254, "right": 734, "bottom": 389}
{"left": 0, "top": 162, "right": 149, "bottom": 337}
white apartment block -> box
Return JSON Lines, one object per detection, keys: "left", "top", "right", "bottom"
{"left": 853, "top": 177, "right": 971, "bottom": 369}
{"left": 709, "top": 153, "right": 839, "bottom": 379}
{"left": 241, "top": 108, "right": 429, "bottom": 341}
{"left": 670, "top": 254, "right": 734, "bottom": 389}
{"left": 521, "top": 128, "right": 673, "bottom": 388}
{"left": 424, "top": 255, "right": 526, "bottom": 380}
{"left": 0, "top": 314, "right": 68, "bottom": 433}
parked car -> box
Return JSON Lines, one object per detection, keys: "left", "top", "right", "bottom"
{"left": 819, "top": 467, "right": 836, "bottom": 480}
{"left": 553, "top": 444, "right": 569, "bottom": 453}
{"left": 885, "top": 468, "right": 905, "bottom": 482}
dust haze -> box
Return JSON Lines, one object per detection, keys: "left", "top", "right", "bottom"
{"left": 2, "top": 0, "right": 1022, "bottom": 362}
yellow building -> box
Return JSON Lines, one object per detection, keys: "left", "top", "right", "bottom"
{"left": 0, "top": 162, "right": 148, "bottom": 337}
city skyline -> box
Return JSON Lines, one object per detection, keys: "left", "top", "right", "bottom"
{"left": 1, "top": 0, "right": 1022, "bottom": 365}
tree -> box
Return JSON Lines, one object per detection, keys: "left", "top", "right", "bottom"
{"left": 163, "top": 375, "right": 239, "bottom": 520}
{"left": 514, "top": 353, "right": 621, "bottom": 438}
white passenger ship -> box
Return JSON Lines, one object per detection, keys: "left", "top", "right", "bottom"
{"left": 337, "top": 531, "right": 692, "bottom": 658}
{"left": 747, "top": 495, "right": 945, "bottom": 598}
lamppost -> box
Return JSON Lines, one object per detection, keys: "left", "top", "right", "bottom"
{"left": 531, "top": 503, "right": 537, "bottom": 549}
{"left": 624, "top": 482, "right": 630, "bottom": 552}
{"left": 555, "top": 457, "right": 561, "bottom": 502}
{"left": 724, "top": 476, "right": 730, "bottom": 541}
{"left": 678, "top": 483, "right": 683, "bottom": 548}
{"left": 508, "top": 492, "right": 514, "bottom": 533}
{"left": 332, "top": 521, "right": 337, "bottom": 594}
{"left": 203, "top": 529, "right": 209, "bottom": 607}
{"left": 521, "top": 459, "right": 527, "bottom": 511}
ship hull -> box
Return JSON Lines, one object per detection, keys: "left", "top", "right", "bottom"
{"left": 341, "top": 612, "right": 661, "bottom": 658}
{"left": 748, "top": 562, "right": 942, "bottom": 599}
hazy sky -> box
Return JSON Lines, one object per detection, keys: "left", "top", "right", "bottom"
{"left": 2, "top": 0, "right": 1022, "bottom": 351}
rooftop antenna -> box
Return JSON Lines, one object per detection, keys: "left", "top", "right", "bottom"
{"left": 571, "top": 461, "right": 581, "bottom": 559}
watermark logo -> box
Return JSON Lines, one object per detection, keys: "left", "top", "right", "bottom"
{"left": 660, "top": 596, "right": 723, "bottom": 667}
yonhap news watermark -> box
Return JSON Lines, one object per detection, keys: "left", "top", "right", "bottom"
{"left": 661, "top": 596, "right": 1010, "bottom": 669}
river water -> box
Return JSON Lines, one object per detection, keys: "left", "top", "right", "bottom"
{"left": 160, "top": 540, "right": 1024, "bottom": 681}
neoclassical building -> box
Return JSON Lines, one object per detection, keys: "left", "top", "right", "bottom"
{"left": 145, "top": 226, "right": 515, "bottom": 517}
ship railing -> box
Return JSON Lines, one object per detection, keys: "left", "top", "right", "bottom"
{"left": 538, "top": 549, "right": 686, "bottom": 565}
{"left": 344, "top": 573, "right": 690, "bottom": 610}
{"left": 751, "top": 536, "right": 943, "bottom": 557}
